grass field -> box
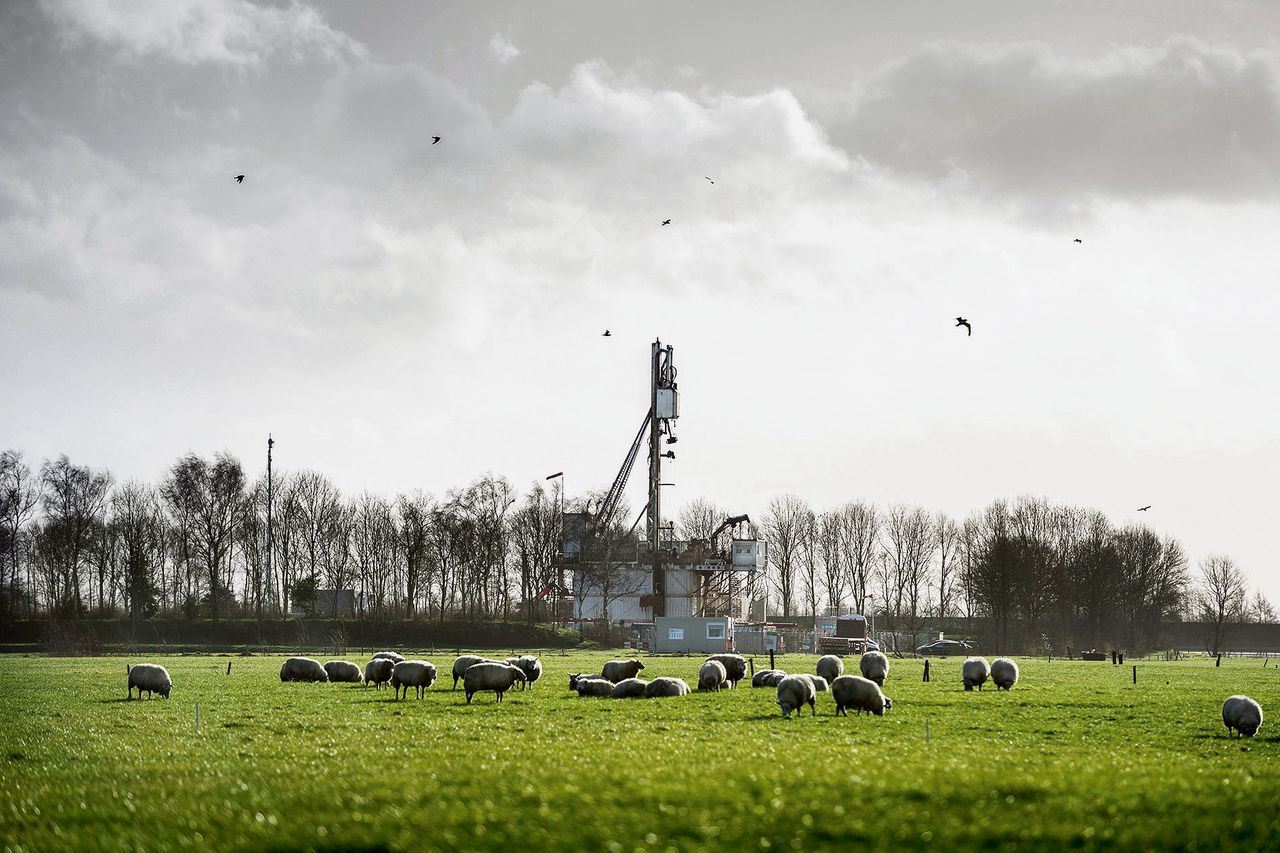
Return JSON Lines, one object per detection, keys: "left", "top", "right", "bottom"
{"left": 1, "top": 652, "right": 1278, "bottom": 851}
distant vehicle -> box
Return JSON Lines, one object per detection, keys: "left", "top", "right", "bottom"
{"left": 915, "top": 639, "right": 972, "bottom": 656}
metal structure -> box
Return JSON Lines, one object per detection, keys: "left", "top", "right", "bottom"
{"left": 265, "top": 434, "right": 274, "bottom": 616}
{"left": 647, "top": 340, "right": 678, "bottom": 617}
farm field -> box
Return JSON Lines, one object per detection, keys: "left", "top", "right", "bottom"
{"left": 1, "top": 652, "right": 1278, "bottom": 851}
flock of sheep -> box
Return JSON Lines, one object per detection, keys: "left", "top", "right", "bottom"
{"left": 123, "top": 651, "right": 1265, "bottom": 737}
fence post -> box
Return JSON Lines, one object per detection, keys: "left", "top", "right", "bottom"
{"left": 1132, "top": 665, "right": 1137, "bottom": 685}
{"left": 769, "top": 650, "right": 775, "bottom": 671}
{"left": 1216, "top": 654, "right": 1221, "bottom": 667}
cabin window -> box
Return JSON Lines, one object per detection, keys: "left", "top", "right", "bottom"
{"left": 707, "top": 623, "right": 726, "bottom": 640}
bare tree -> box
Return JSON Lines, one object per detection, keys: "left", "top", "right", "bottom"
{"left": 40, "top": 455, "right": 111, "bottom": 617}
{"left": 1, "top": 450, "right": 43, "bottom": 620}
{"left": 878, "top": 504, "right": 934, "bottom": 650}
{"left": 1245, "top": 590, "right": 1277, "bottom": 624}
{"left": 818, "top": 512, "right": 845, "bottom": 616}
{"left": 676, "top": 497, "right": 724, "bottom": 541}
{"left": 1194, "top": 554, "right": 1248, "bottom": 655}
{"left": 762, "top": 495, "right": 811, "bottom": 618}
{"left": 160, "top": 453, "right": 244, "bottom": 621}
{"left": 934, "top": 512, "right": 960, "bottom": 619}
{"left": 835, "top": 501, "right": 879, "bottom": 613}
{"left": 111, "top": 481, "right": 165, "bottom": 624}
{"left": 510, "top": 482, "right": 560, "bottom": 624}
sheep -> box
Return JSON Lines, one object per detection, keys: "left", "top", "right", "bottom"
{"left": 371, "top": 651, "right": 404, "bottom": 664}
{"left": 816, "top": 654, "right": 844, "bottom": 684}
{"left": 962, "top": 657, "right": 991, "bottom": 691}
{"left": 831, "top": 675, "right": 892, "bottom": 717}
{"left": 280, "top": 657, "right": 329, "bottom": 683}
{"left": 574, "top": 676, "right": 616, "bottom": 698}
{"left": 705, "top": 654, "right": 748, "bottom": 687}
{"left": 760, "top": 670, "right": 789, "bottom": 688}
{"left": 611, "top": 678, "right": 649, "bottom": 699}
{"left": 323, "top": 660, "right": 363, "bottom": 684}
{"left": 859, "top": 651, "right": 889, "bottom": 687}
{"left": 644, "top": 677, "right": 691, "bottom": 698}
{"left": 751, "top": 669, "right": 786, "bottom": 688}
{"left": 452, "top": 655, "right": 501, "bottom": 690}
{"left": 1222, "top": 695, "right": 1264, "bottom": 738}
{"left": 601, "top": 659, "right": 646, "bottom": 683}
{"left": 809, "top": 675, "right": 829, "bottom": 692}
{"left": 464, "top": 662, "right": 526, "bottom": 703}
{"left": 991, "top": 658, "right": 1019, "bottom": 691}
{"left": 364, "top": 658, "right": 395, "bottom": 690}
{"left": 391, "top": 660, "right": 438, "bottom": 699}
{"left": 776, "top": 674, "right": 817, "bottom": 718}
{"left": 504, "top": 655, "right": 542, "bottom": 690}
{"left": 127, "top": 664, "right": 171, "bottom": 699}
{"left": 698, "top": 660, "right": 728, "bottom": 692}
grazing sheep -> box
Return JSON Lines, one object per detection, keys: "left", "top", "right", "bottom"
{"left": 371, "top": 651, "right": 404, "bottom": 664}
{"left": 391, "top": 661, "right": 438, "bottom": 700}
{"left": 452, "top": 655, "right": 500, "bottom": 690}
{"left": 831, "top": 675, "right": 892, "bottom": 717}
{"left": 962, "top": 657, "right": 991, "bottom": 691}
{"left": 601, "top": 659, "right": 646, "bottom": 683}
{"left": 777, "top": 674, "right": 817, "bottom": 718}
{"left": 859, "top": 651, "right": 889, "bottom": 686}
{"left": 644, "top": 677, "right": 691, "bottom": 698}
{"left": 464, "top": 662, "right": 526, "bottom": 703}
{"left": 991, "top": 658, "right": 1019, "bottom": 691}
{"left": 574, "top": 676, "right": 616, "bottom": 698}
{"left": 699, "top": 660, "right": 728, "bottom": 692}
{"left": 280, "top": 657, "right": 329, "bottom": 683}
{"left": 816, "top": 654, "right": 845, "bottom": 684}
{"left": 127, "top": 664, "right": 172, "bottom": 699}
{"left": 505, "top": 655, "right": 542, "bottom": 690}
{"left": 809, "top": 675, "right": 829, "bottom": 692}
{"left": 705, "top": 654, "right": 748, "bottom": 687}
{"left": 323, "top": 660, "right": 363, "bottom": 684}
{"left": 611, "top": 678, "right": 649, "bottom": 699}
{"left": 751, "top": 669, "right": 786, "bottom": 688}
{"left": 760, "top": 670, "right": 789, "bottom": 688}
{"left": 364, "top": 658, "right": 395, "bottom": 690}
{"left": 1222, "top": 695, "right": 1264, "bottom": 738}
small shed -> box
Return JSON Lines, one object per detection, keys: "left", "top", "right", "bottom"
{"left": 653, "top": 616, "right": 734, "bottom": 654}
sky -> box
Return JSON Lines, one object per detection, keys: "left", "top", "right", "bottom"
{"left": 2, "top": 1, "right": 1279, "bottom": 603}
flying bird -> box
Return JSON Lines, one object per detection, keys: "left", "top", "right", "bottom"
{"left": 432, "top": 136, "right": 441, "bottom": 144}
{"left": 233, "top": 175, "right": 245, "bottom": 183}
{"left": 602, "top": 330, "right": 612, "bottom": 337}
{"left": 1073, "top": 238, "right": 1082, "bottom": 243}
{"left": 661, "top": 219, "right": 671, "bottom": 226}
{"left": 1137, "top": 505, "right": 1151, "bottom": 512}
{"left": 705, "top": 177, "right": 714, "bottom": 184}
{"left": 955, "top": 317, "right": 971, "bottom": 336}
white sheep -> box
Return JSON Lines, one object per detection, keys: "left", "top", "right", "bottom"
{"left": 760, "top": 670, "right": 789, "bottom": 688}
{"left": 705, "top": 654, "right": 748, "bottom": 687}
{"left": 776, "top": 674, "right": 817, "bottom": 718}
{"left": 962, "top": 657, "right": 991, "bottom": 691}
{"left": 127, "top": 664, "right": 171, "bottom": 699}
{"left": 601, "top": 659, "right": 646, "bottom": 683}
{"left": 364, "top": 658, "right": 394, "bottom": 690}
{"left": 505, "top": 655, "right": 542, "bottom": 690}
{"left": 816, "top": 654, "right": 844, "bottom": 684}
{"left": 808, "top": 675, "right": 829, "bottom": 692}
{"left": 831, "top": 674, "right": 892, "bottom": 717}
{"left": 644, "top": 677, "right": 691, "bottom": 698}
{"left": 464, "top": 662, "right": 526, "bottom": 703}
{"left": 452, "top": 655, "right": 501, "bottom": 690}
{"left": 371, "top": 651, "right": 404, "bottom": 663}
{"left": 751, "top": 669, "right": 785, "bottom": 688}
{"left": 323, "top": 660, "right": 363, "bottom": 684}
{"left": 859, "top": 651, "right": 889, "bottom": 686}
{"left": 698, "top": 660, "right": 728, "bottom": 692}
{"left": 1222, "top": 695, "right": 1264, "bottom": 738}
{"left": 391, "top": 660, "right": 438, "bottom": 699}
{"left": 611, "top": 678, "right": 649, "bottom": 699}
{"left": 990, "top": 658, "right": 1019, "bottom": 691}
{"left": 574, "top": 676, "right": 616, "bottom": 698}
{"left": 280, "top": 657, "right": 329, "bottom": 683}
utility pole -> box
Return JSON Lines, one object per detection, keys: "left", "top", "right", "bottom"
{"left": 266, "top": 434, "right": 275, "bottom": 615}
{"left": 647, "top": 340, "right": 678, "bottom": 618}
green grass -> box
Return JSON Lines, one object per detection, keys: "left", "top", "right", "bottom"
{"left": 1, "top": 652, "right": 1278, "bottom": 851}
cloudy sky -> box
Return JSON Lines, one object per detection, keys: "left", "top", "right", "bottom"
{"left": 3, "top": 1, "right": 1278, "bottom": 602}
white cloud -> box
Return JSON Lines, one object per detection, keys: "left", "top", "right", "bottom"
{"left": 40, "top": 0, "right": 365, "bottom": 67}
{"left": 487, "top": 32, "right": 520, "bottom": 65}
{"left": 836, "top": 38, "right": 1280, "bottom": 202}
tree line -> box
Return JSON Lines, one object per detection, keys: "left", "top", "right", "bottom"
{"left": 2, "top": 448, "right": 1274, "bottom": 653}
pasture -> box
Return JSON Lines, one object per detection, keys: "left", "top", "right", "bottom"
{"left": 1, "top": 652, "right": 1277, "bottom": 851}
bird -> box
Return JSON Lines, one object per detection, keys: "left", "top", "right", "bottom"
{"left": 705, "top": 176, "right": 714, "bottom": 184}
{"left": 955, "top": 317, "right": 971, "bottom": 336}
{"left": 432, "top": 136, "right": 441, "bottom": 144}
{"left": 233, "top": 175, "right": 245, "bottom": 183}
{"left": 661, "top": 219, "right": 671, "bottom": 226}
{"left": 602, "top": 330, "right": 611, "bottom": 337}
{"left": 1073, "top": 238, "right": 1082, "bottom": 243}
{"left": 1137, "top": 505, "right": 1151, "bottom": 512}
